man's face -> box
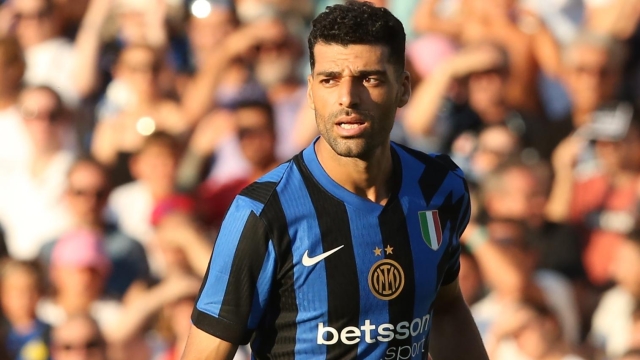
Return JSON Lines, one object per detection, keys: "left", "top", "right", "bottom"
{"left": 468, "top": 70, "right": 507, "bottom": 116}
{"left": 563, "top": 45, "right": 619, "bottom": 114}
{"left": 188, "top": 8, "right": 235, "bottom": 51}
{"left": 307, "top": 43, "right": 410, "bottom": 160}
{"left": 51, "top": 318, "right": 106, "bottom": 360}
{"left": 236, "top": 107, "right": 275, "bottom": 168}
{"left": 65, "top": 164, "right": 109, "bottom": 225}
{"left": 114, "top": 46, "right": 159, "bottom": 97}
{"left": 14, "top": 0, "right": 56, "bottom": 46}
{"left": 132, "top": 144, "right": 177, "bottom": 186}
{"left": 0, "top": 269, "right": 39, "bottom": 322}
{"left": 19, "top": 88, "right": 63, "bottom": 151}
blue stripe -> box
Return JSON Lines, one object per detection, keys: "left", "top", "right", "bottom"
{"left": 256, "top": 161, "right": 290, "bottom": 183}
{"left": 196, "top": 197, "right": 265, "bottom": 318}
{"left": 276, "top": 166, "right": 328, "bottom": 359}
{"left": 247, "top": 241, "right": 277, "bottom": 329}
{"left": 345, "top": 206, "right": 388, "bottom": 359}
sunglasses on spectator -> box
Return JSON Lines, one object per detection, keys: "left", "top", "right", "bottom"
{"left": 69, "top": 187, "right": 109, "bottom": 200}
{"left": 54, "top": 339, "right": 104, "bottom": 352}
{"left": 20, "top": 106, "right": 63, "bottom": 122}
{"left": 238, "top": 127, "right": 272, "bottom": 140}
{"left": 15, "top": 7, "right": 52, "bottom": 22}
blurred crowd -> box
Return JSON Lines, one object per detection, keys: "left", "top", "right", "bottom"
{"left": 0, "top": 0, "right": 638, "bottom": 359}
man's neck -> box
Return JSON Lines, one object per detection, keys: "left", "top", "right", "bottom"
{"left": 315, "top": 138, "right": 393, "bottom": 204}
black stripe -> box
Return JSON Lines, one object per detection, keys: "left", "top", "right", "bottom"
{"left": 240, "top": 181, "right": 278, "bottom": 204}
{"left": 294, "top": 155, "right": 360, "bottom": 360}
{"left": 222, "top": 212, "right": 270, "bottom": 344}
{"left": 379, "top": 198, "right": 416, "bottom": 353}
{"left": 254, "top": 192, "right": 299, "bottom": 360}
{"left": 437, "top": 188, "right": 468, "bottom": 286}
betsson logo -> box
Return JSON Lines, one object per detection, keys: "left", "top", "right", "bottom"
{"left": 317, "top": 316, "right": 431, "bottom": 359}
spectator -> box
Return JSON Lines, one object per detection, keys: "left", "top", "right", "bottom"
{"left": 487, "top": 301, "right": 586, "bottom": 360}
{"left": 0, "top": 260, "right": 49, "bottom": 360}
{"left": 49, "top": 313, "right": 107, "bottom": 360}
{"left": 37, "top": 230, "right": 120, "bottom": 330}
{"left": 39, "top": 158, "right": 150, "bottom": 298}
{"left": 413, "top": 0, "right": 562, "bottom": 114}
{"left": 0, "top": 86, "right": 75, "bottom": 260}
{"left": 106, "top": 132, "right": 180, "bottom": 274}
{"left": 590, "top": 228, "right": 640, "bottom": 358}
{"left": 193, "top": 101, "right": 281, "bottom": 230}
{"left": 404, "top": 43, "right": 547, "bottom": 156}
{"left": 0, "top": 0, "right": 81, "bottom": 105}
{"left": 459, "top": 246, "right": 485, "bottom": 306}
{"left": 547, "top": 104, "right": 640, "bottom": 286}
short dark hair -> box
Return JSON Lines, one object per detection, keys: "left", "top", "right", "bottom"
{"left": 308, "top": 1, "right": 406, "bottom": 72}
{"left": 233, "top": 100, "right": 275, "bottom": 129}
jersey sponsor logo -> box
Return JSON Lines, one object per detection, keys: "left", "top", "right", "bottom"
{"left": 317, "top": 315, "right": 430, "bottom": 346}
{"left": 302, "top": 245, "right": 344, "bottom": 266}
{"left": 368, "top": 259, "right": 404, "bottom": 300}
{"left": 418, "top": 210, "right": 442, "bottom": 251}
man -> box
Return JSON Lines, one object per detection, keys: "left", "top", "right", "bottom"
{"left": 50, "top": 314, "right": 107, "bottom": 360}
{"left": 182, "top": 2, "right": 488, "bottom": 359}
{"left": 39, "top": 158, "right": 150, "bottom": 298}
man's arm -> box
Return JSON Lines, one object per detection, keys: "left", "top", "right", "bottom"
{"left": 428, "top": 279, "right": 489, "bottom": 360}
{"left": 181, "top": 325, "right": 239, "bottom": 360}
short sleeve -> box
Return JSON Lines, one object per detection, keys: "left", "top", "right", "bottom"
{"left": 192, "top": 198, "right": 276, "bottom": 345}
{"left": 440, "top": 178, "right": 471, "bottom": 286}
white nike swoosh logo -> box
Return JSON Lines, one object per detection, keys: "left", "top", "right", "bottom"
{"left": 302, "top": 245, "right": 345, "bottom": 267}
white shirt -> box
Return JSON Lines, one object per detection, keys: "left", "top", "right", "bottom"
{"left": 0, "top": 106, "right": 31, "bottom": 179}
{"left": 590, "top": 286, "right": 635, "bottom": 358}
{"left": 23, "top": 37, "right": 79, "bottom": 107}
{"left": 37, "top": 297, "right": 122, "bottom": 330}
{"left": 107, "top": 180, "right": 154, "bottom": 245}
{"left": 0, "top": 150, "right": 74, "bottom": 259}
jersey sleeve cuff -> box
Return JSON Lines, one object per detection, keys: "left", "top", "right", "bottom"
{"left": 191, "top": 307, "right": 252, "bottom": 345}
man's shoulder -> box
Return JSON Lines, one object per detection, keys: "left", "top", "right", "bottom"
{"left": 232, "top": 161, "right": 295, "bottom": 214}
{"left": 392, "top": 142, "right": 466, "bottom": 180}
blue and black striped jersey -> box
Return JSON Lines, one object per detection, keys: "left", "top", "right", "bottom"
{"left": 192, "top": 139, "right": 471, "bottom": 360}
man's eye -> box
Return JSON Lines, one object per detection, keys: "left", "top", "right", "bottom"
{"left": 364, "top": 77, "right": 380, "bottom": 85}
{"left": 320, "top": 79, "right": 337, "bottom": 85}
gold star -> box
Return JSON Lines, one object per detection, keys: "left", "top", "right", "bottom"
{"left": 373, "top": 247, "right": 382, "bottom": 256}
{"left": 385, "top": 245, "right": 394, "bottom": 255}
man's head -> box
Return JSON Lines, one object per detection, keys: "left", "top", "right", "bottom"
{"left": 482, "top": 162, "right": 547, "bottom": 226}
{"left": 18, "top": 86, "right": 66, "bottom": 153}
{"left": 64, "top": 158, "right": 110, "bottom": 227}
{"left": 0, "top": 260, "right": 43, "bottom": 324}
{"left": 113, "top": 45, "right": 162, "bottom": 101}
{"left": 234, "top": 101, "right": 277, "bottom": 169}
{"left": 187, "top": 1, "right": 237, "bottom": 52}
{"left": 13, "top": 0, "right": 59, "bottom": 48}
{"left": 306, "top": 1, "right": 410, "bottom": 159}
{"left": 469, "top": 125, "right": 520, "bottom": 179}
{"left": 0, "top": 37, "right": 25, "bottom": 98}
{"left": 130, "top": 132, "right": 179, "bottom": 193}
{"left": 255, "top": 27, "right": 302, "bottom": 89}
{"left": 562, "top": 31, "right": 626, "bottom": 120}
{"left": 51, "top": 314, "right": 107, "bottom": 360}
{"left": 465, "top": 43, "right": 510, "bottom": 119}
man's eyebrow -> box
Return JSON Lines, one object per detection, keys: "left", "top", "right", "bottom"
{"left": 314, "top": 69, "right": 389, "bottom": 78}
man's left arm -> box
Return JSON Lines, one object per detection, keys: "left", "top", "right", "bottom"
{"left": 428, "top": 279, "right": 489, "bottom": 360}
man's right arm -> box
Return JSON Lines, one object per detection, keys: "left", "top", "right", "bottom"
{"left": 181, "top": 325, "right": 239, "bottom": 360}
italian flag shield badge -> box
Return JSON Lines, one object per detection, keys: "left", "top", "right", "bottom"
{"left": 419, "top": 210, "right": 443, "bottom": 251}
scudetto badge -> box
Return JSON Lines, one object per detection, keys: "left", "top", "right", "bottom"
{"left": 368, "top": 259, "right": 405, "bottom": 300}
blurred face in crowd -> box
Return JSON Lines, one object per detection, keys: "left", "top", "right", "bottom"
{"left": 308, "top": 43, "right": 410, "bottom": 159}
{"left": 563, "top": 44, "right": 620, "bottom": 117}
{"left": 467, "top": 69, "right": 508, "bottom": 119}
{"left": 188, "top": 5, "right": 236, "bottom": 52}
{"left": 13, "top": 0, "right": 58, "bottom": 48}
{"left": 19, "top": 87, "right": 64, "bottom": 153}
{"left": 470, "top": 126, "right": 519, "bottom": 178}
{"left": 131, "top": 142, "right": 178, "bottom": 191}
{"left": 255, "top": 36, "right": 299, "bottom": 89}
{"left": 459, "top": 252, "right": 483, "bottom": 305}
{"left": 595, "top": 126, "right": 640, "bottom": 175}
{"left": 113, "top": 46, "right": 160, "bottom": 101}
{"left": 51, "top": 265, "right": 106, "bottom": 303}
{"left": 610, "top": 238, "right": 640, "bottom": 298}
{"left": 51, "top": 316, "right": 106, "bottom": 360}
{"left": 65, "top": 162, "right": 110, "bottom": 226}
{"left": 0, "top": 264, "right": 40, "bottom": 325}
{"left": 236, "top": 106, "right": 276, "bottom": 169}
{"left": 510, "top": 306, "right": 562, "bottom": 359}
{"left": 488, "top": 220, "right": 536, "bottom": 273}
{"left": 484, "top": 166, "right": 546, "bottom": 225}
{"left": 0, "top": 38, "right": 25, "bottom": 98}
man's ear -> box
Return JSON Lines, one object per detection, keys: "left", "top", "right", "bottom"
{"left": 307, "top": 75, "right": 315, "bottom": 110}
{"left": 397, "top": 70, "right": 411, "bottom": 108}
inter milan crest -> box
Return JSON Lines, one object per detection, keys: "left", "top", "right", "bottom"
{"left": 368, "top": 258, "right": 405, "bottom": 301}
{"left": 418, "top": 210, "right": 443, "bottom": 251}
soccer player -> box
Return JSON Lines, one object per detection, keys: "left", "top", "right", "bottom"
{"left": 182, "top": 2, "right": 489, "bottom": 359}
